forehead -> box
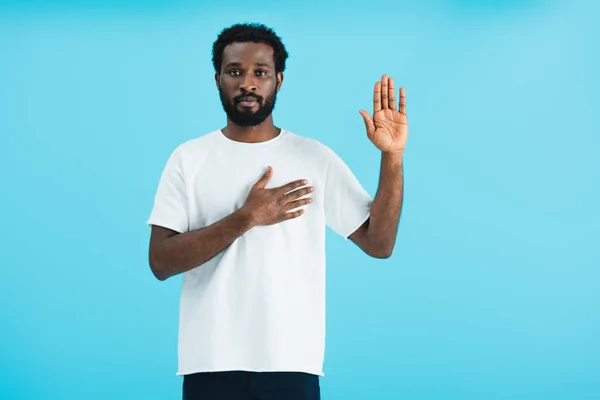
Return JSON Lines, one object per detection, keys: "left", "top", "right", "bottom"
{"left": 221, "top": 42, "right": 275, "bottom": 67}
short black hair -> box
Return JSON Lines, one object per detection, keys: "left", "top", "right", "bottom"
{"left": 212, "top": 23, "right": 289, "bottom": 74}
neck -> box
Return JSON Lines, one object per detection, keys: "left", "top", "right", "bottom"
{"left": 221, "top": 116, "right": 280, "bottom": 144}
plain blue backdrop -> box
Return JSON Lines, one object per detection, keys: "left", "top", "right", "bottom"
{"left": 1, "top": 0, "right": 598, "bottom": 399}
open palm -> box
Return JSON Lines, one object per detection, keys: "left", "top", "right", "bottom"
{"left": 359, "top": 75, "right": 408, "bottom": 154}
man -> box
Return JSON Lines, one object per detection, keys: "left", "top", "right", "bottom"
{"left": 147, "top": 23, "right": 407, "bottom": 400}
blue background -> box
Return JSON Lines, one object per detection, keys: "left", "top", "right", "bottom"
{"left": 1, "top": 0, "right": 598, "bottom": 398}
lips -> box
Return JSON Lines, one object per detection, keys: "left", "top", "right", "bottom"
{"left": 237, "top": 96, "right": 260, "bottom": 107}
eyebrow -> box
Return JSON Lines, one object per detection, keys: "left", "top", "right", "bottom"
{"left": 224, "top": 62, "right": 272, "bottom": 68}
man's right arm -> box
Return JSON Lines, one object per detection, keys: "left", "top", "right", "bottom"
{"left": 148, "top": 166, "right": 314, "bottom": 281}
{"left": 149, "top": 209, "right": 253, "bottom": 281}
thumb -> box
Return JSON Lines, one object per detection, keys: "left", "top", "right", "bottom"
{"left": 359, "top": 110, "right": 375, "bottom": 140}
{"left": 254, "top": 166, "right": 273, "bottom": 189}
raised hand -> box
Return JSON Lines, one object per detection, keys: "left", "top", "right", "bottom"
{"left": 359, "top": 74, "right": 408, "bottom": 154}
{"left": 240, "top": 166, "right": 314, "bottom": 227}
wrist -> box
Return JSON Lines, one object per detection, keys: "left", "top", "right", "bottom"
{"left": 382, "top": 150, "right": 404, "bottom": 161}
{"left": 235, "top": 207, "right": 256, "bottom": 231}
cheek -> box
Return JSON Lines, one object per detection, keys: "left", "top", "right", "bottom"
{"left": 219, "top": 76, "right": 238, "bottom": 90}
{"left": 219, "top": 81, "right": 238, "bottom": 99}
{"left": 261, "top": 79, "right": 277, "bottom": 94}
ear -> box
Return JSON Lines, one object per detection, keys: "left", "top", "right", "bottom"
{"left": 215, "top": 72, "right": 220, "bottom": 90}
{"left": 276, "top": 72, "right": 284, "bottom": 92}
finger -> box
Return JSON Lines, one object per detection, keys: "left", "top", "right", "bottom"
{"left": 359, "top": 110, "right": 376, "bottom": 140}
{"left": 373, "top": 81, "right": 382, "bottom": 113}
{"left": 254, "top": 166, "right": 273, "bottom": 189}
{"left": 399, "top": 87, "right": 406, "bottom": 114}
{"left": 381, "top": 74, "right": 389, "bottom": 109}
{"left": 388, "top": 77, "right": 396, "bottom": 110}
{"left": 276, "top": 178, "right": 309, "bottom": 194}
{"left": 284, "top": 197, "right": 312, "bottom": 212}
{"left": 284, "top": 186, "right": 314, "bottom": 202}
{"left": 281, "top": 208, "right": 305, "bottom": 221}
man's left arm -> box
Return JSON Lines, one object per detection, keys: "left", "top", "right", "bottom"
{"left": 349, "top": 74, "right": 408, "bottom": 259}
{"left": 349, "top": 151, "right": 404, "bottom": 258}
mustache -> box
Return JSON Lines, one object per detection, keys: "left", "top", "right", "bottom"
{"left": 234, "top": 94, "right": 262, "bottom": 103}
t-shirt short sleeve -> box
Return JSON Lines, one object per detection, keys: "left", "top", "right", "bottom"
{"left": 146, "top": 149, "right": 189, "bottom": 233}
{"left": 323, "top": 148, "right": 373, "bottom": 239}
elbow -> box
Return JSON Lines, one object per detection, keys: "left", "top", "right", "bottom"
{"left": 149, "top": 254, "right": 169, "bottom": 281}
{"left": 359, "top": 229, "right": 397, "bottom": 259}
{"left": 153, "top": 270, "right": 169, "bottom": 281}
{"left": 370, "top": 248, "right": 393, "bottom": 259}
{"left": 366, "top": 242, "right": 394, "bottom": 259}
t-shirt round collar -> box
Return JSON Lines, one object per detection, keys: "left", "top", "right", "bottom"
{"left": 216, "top": 128, "right": 289, "bottom": 149}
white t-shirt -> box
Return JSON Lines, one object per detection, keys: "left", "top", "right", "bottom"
{"left": 147, "top": 129, "right": 372, "bottom": 377}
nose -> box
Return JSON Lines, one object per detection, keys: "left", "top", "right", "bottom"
{"left": 240, "top": 74, "right": 257, "bottom": 92}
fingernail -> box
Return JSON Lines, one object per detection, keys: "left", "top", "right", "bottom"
{"left": 303, "top": 179, "right": 308, "bottom": 184}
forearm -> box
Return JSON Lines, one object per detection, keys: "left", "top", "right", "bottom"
{"left": 367, "top": 151, "right": 404, "bottom": 257}
{"left": 150, "top": 210, "right": 253, "bottom": 280}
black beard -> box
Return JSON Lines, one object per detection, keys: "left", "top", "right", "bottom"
{"left": 219, "top": 88, "right": 277, "bottom": 127}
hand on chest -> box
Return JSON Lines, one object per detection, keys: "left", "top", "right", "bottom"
{"left": 189, "top": 155, "right": 323, "bottom": 225}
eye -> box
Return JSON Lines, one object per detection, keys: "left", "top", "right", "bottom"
{"left": 228, "top": 70, "right": 240, "bottom": 76}
{"left": 255, "top": 70, "right": 267, "bottom": 76}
